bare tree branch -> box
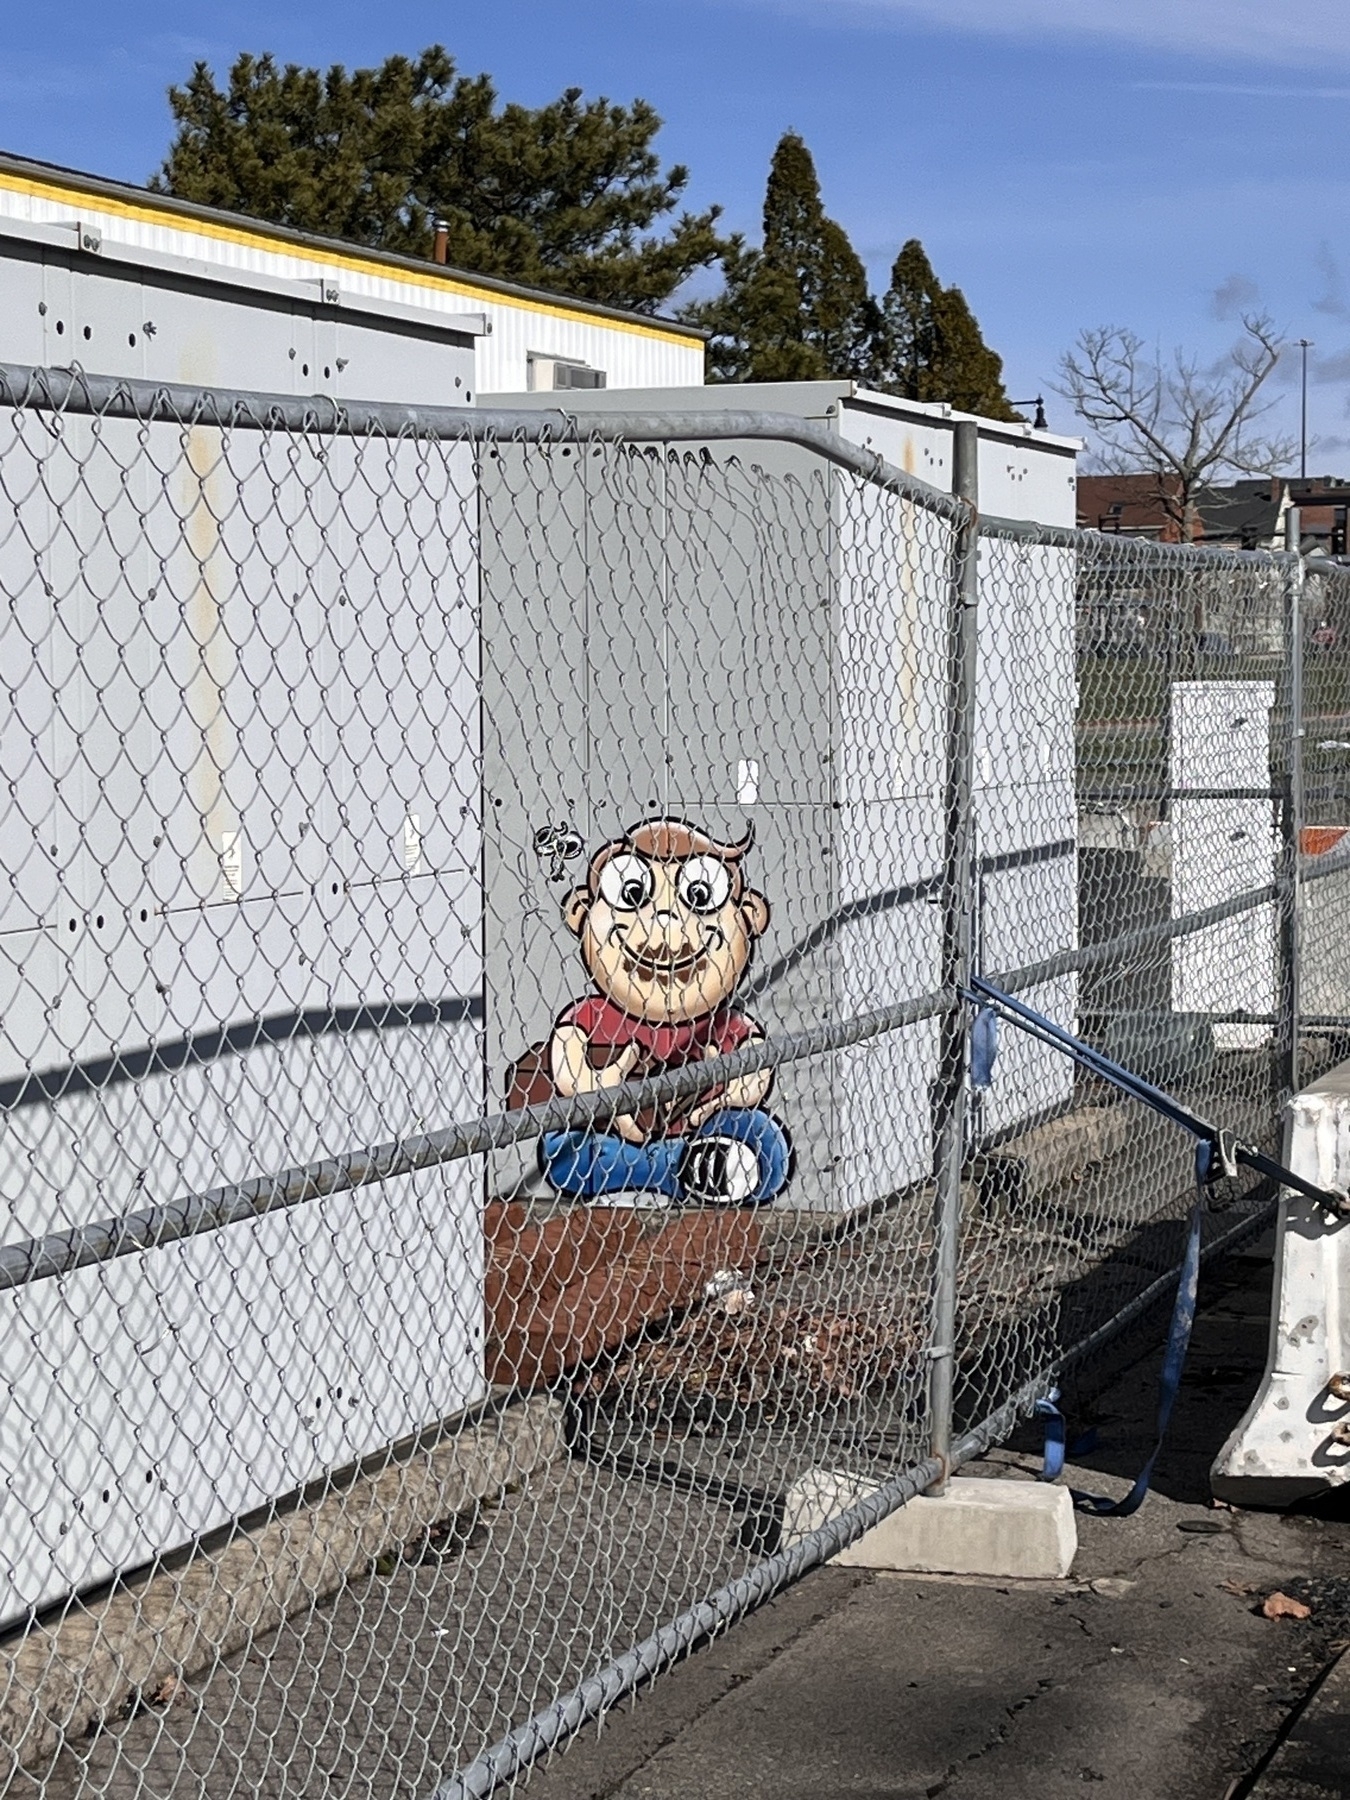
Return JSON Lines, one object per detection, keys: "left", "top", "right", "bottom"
{"left": 1054, "top": 313, "right": 1296, "bottom": 539}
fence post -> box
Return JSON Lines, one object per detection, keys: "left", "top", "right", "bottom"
{"left": 1279, "top": 506, "right": 1305, "bottom": 1103}
{"left": 928, "top": 420, "right": 980, "bottom": 1493}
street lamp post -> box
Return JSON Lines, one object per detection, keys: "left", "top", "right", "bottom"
{"left": 1012, "top": 396, "right": 1049, "bottom": 431}
{"left": 1297, "top": 339, "right": 1313, "bottom": 482}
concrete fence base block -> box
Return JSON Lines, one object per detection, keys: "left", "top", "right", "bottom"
{"left": 784, "top": 1470, "right": 1077, "bottom": 1579}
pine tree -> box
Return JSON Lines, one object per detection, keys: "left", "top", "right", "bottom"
{"left": 687, "top": 133, "right": 878, "bottom": 382}
{"left": 874, "top": 238, "right": 1018, "bottom": 420}
{"left": 878, "top": 240, "right": 941, "bottom": 401}
{"left": 152, "top": 48, "right": 727, "bottom": 314}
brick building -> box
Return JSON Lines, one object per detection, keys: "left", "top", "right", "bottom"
{"left": 1078, "top": 472, "right": 1349, "bottom": 555}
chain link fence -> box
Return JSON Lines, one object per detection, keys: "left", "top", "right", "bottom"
{"left": 0, "top": 364, "right": 1342, "bottom": 1799}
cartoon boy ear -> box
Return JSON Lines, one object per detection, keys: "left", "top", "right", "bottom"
{"left": 563, "top": 885, "right": 590, "bottom": 937}
{"left": 740, "top": 886, "right": 770, "bottom": 940}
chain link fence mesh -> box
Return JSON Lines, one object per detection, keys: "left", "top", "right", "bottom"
{"left": 0, "top": 365, "right": 1342, "bottom": 1800}
{"left": 951, "top": 527, "right": 1296, "bottom": 1434}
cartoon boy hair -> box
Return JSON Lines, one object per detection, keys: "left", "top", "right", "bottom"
{"left": 527, "top": 816, "right": 791, "bottom": 1208}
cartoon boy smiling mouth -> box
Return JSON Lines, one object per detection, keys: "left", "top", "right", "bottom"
{"left": 523, "top": 817, "right": 792, "bottom": 1207}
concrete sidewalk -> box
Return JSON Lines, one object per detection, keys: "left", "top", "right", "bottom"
{"left": 524, "top": 1242, "right": 1350, "bottom": 1800}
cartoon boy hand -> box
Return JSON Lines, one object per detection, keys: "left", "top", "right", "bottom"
{"left": 550, "top": 1034, "right": 647, "bottom": 1145}
{"left": 538, "top": 818, "right": 791, "bottom": 1208}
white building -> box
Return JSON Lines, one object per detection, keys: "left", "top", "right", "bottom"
{"left": 0, "top": 149, "right": 705, "bottom": 398}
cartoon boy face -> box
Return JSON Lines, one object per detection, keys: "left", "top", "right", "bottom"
{"left": 563, "top": 819, "right": 770, "bottom": 1024}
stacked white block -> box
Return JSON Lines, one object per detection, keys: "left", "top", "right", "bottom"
{"left": 1170, "top": 680, "right": 1278, "bottom": 1044}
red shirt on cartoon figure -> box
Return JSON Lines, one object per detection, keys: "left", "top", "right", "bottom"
{"left": 537, "top": 818, "right": 792, "bottom": 1208}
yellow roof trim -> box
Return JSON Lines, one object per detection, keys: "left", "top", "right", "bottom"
{"left": 0, "top": 166, "right": 704, "bottom": 350}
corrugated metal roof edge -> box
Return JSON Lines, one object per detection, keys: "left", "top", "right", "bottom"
{"left": 0, "top": 149, "right": 710, "bottom": 347}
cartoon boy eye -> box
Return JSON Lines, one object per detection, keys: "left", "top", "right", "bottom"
{"left": 598, "top": 853, "right": 654, "bottom": 911}
{"left": 676, "top": 855, "right": 732, "bottom": 914}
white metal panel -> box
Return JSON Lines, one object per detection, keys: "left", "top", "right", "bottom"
{"left": 835, "top": 401, "right": 952, "bottom": 490}
{"left": 835, "top": 390, "right": 1080, "bottom": 529}
{"left": 0, "top": 1137, "right": 482, "bottom": 1620}
{"left": 0, "top": 238, "right": 47, "bottom": 363}
{"left": 334, "top": 313, "right": 476, "bottom": 407}
{"left": 969, "top": 528, "right": 1078, "bottom": 1125}
{"left": 976, "top": 854, "right": 1078, "bottom": 1132}
{"left": 1170, "top": 681, "right": 1277, "bottom": 1038}
{"left": 976, "top": 436, "right": 1078, "bottom": 528}
{"left": 832, "top": 899, "right": 943, "bottom": 1200}
{"left": 836, "top": 799, "right": 943, "bottom": 902}
{"left": 837, "top": 486, "right": 946, "bottom": 806}
{"left": 974, "top": 541, "right": 1078, "bottom": 838}
{"left": 1172, "top": 678, "right": 1276, "bottom": 791}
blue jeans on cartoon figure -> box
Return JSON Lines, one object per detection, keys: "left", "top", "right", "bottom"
{"left": 541, "top": 1108, "right": 790, "bottom": 1206}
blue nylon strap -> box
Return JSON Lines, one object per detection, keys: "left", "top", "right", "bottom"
{"left": 1036, "top": 1395, "right": 1067, "bottom": 1484}
{"left": 958, "top": 980, "right": 1246, "bottom": 1517}
{"left": 965, "top": 977, "right": 1346, "bottom": 1216}
{"left": 969, "top": 1006, "right": 998, "bottom": 1090}
{"left": 1036, "top": 1169, "right": 1205, "bottom": 1515}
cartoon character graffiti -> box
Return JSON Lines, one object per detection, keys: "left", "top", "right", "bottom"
{"left": 509, "top": 818, "right": 792, "bottom": 1207}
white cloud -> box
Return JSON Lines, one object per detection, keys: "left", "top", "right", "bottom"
{"left": 1315, "top": 348, "right": 1350, "bottom": 385}
{"left": 1211, "top": 274, "right": 1260, "bottom": 321}
{"left": 1314, "top": 245, "right": 1348, "bottom": 319}
{"left": 1134, "top": 81, "right": 1350, "bottom": 98}
{"left": 781, "top": 1, "right": 1348, "bottom": 69}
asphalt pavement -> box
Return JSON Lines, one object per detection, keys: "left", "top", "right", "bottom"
{"left": 521, "top": 1238, "right": 1350, "bottom": 1800}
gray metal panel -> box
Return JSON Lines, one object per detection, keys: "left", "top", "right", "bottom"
{"left": 0, "top": 239, "right": 478, "bottom": 402}
{"left": 476, "top": 427, "right": 957, "bottom": 1208}
{"left": 0, "top": 379, "right": 487, "bottom": 1624}
{"left": 478, "top": 435, "right": 846, "bottom": 1199}
{"left": 663, "top": 443, "right": 835, "bottom": 812}
{"left": 334, "top": 314, "right": 477, "bottom": 406}
{"left": 481, "top": 380, "right": 847, "bottom": 421}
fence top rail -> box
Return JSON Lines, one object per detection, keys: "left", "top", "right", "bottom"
{"left": 3, "top": 360, "right": 1317, "bottom": 570}
{"left": 0, "top": 359, "right": 970, "bottom": 523}
{"left": 980, "top": 507, "right": 1296, "bottom": 571}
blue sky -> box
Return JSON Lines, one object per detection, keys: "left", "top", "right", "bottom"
{"left": 3, "top": 0, "right": 1348, "bottom": 460}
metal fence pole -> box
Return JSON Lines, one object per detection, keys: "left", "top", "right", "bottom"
{"left": 1280, "top": 506, "right": 1305, "bottom": 1102}
{"left": 928, "top": 420, "right": 980, "bottom": 1492}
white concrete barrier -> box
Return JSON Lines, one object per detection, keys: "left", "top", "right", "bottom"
{"left": 1212, "top": 1060, "right": 1350, "bottom": 1506}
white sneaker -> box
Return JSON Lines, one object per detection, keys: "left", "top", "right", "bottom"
{"left": 678, "top": 1136, "right": 761, "bottom": 1206}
